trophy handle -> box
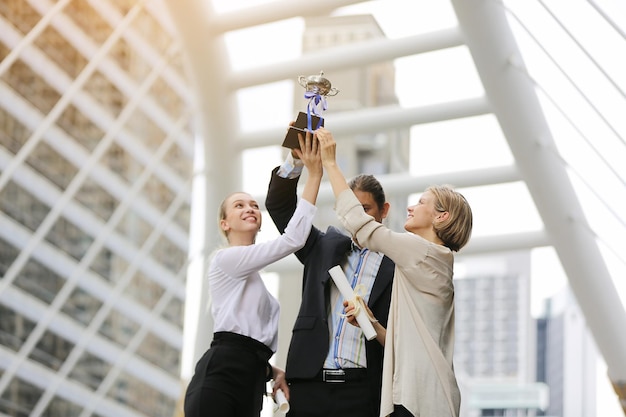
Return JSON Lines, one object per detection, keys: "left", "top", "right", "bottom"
{"left": 326, "top": 87, "right": 339, "bottom": 97}
{"left": 298, "top": 76, "right": 308, "bottom": 89}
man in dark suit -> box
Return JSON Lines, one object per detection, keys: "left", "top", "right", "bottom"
{"left": 265, "top": 130, "right": 395, "bottom": 417}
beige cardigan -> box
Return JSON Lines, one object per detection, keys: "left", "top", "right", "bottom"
{"left": 336, "top": 189, "right": 460, "bottom": 417}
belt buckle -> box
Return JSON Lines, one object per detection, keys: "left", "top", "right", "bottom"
{"left": 323, "top": 369, "right": 346, "bottom": 383}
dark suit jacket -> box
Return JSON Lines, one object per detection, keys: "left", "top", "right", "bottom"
{"left": 265, "top": 167, "right": 394, "bottom": 413}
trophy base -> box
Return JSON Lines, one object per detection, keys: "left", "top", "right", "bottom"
{"left": 282, "top": 112, "right": 324, "bottom": 149}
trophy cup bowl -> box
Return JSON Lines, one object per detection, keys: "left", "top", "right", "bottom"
{"left": 298, "top": 73, "right": 339, "bottom": 96}
{"left": 283, "top": 71, "right": 339, "bottom": 149}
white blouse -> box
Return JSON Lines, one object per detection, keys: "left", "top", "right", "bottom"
{"left": 208, "top": 199, "right": 316, "bottom": 352}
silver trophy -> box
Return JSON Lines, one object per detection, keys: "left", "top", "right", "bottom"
{"left": 282, "top": 71, "right": 340, "bottom": 149}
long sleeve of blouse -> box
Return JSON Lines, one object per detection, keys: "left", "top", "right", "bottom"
{"left": 214, "top": 199, "right": 316, "bottom": 277}
{"left": 209, "top": 198, "right": 317, "bottom": 352}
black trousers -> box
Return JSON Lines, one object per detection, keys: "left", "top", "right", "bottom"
{"left": 391, "top": 404, "right": 414, "bottom": 417}
{"left": 286, "top": 374, "right": 376, "bottom": 417}
{"left": 184, "top": 332, "right": 273, "bottom": 417}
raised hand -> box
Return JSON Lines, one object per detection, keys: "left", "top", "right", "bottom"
{"left": 294, "top": 130, "right": 322, "bottom": 178}
{"left": 315, "top": 127, "right": 338, "bottom": 169}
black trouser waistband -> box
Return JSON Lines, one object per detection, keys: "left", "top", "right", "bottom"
{"left": 211, "top": 331, "right": 273, "bottom": 362}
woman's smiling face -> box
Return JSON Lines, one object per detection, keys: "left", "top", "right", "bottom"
{"left": 220, "top": 192, "right": 262, "bottom": 237}
{"left": 404, "top": 190, "right": 438, "bottom": 234}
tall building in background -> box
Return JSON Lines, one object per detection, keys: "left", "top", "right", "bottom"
{"left": 0, "top": 1, "right": 191, "bottom": 416}
{"left": 536, "top": 288, "right": 597, "bottom": 417}
{"left": 454, "top": 251, "right": 548, "bottom": 417}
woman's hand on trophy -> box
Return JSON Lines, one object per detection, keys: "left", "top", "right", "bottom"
{"left": 316, "top": 128, "right": 338, "bottom": 169}
{"left": 294, "top": 130, "right": 322, "bottom": 177}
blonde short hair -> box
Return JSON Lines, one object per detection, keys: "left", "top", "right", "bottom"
{"left": 428, "top": 185, "right": 473, "bottom": 252}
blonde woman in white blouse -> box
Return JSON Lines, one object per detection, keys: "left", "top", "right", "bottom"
{"left": 184, "top": 133, "right": 322, "bottom": 417}
{"left": 317, "top": 127, "right": 473, "bottom": 417}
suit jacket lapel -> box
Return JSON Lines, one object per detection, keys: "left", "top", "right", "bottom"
{"left": 369, "top": 255, "right": 394, "bottom": 305}
{"left": 320, "top": 228, "right": 352, "bottom": 285}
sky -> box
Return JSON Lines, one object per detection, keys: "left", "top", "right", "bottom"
{"left": 206, "top": 0, "right": 626, "bottom": 414}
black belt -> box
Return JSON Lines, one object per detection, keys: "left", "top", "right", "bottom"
{"left": 316, "top": 368, "right": 367, "bottom": 383}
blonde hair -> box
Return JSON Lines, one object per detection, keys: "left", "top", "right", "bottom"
{"left": 428, "top": 185, "right": 473, "bottom": 252}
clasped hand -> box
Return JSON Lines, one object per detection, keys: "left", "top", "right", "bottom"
{"left": 294, "top": 127, "right": 338, "bottom": 171}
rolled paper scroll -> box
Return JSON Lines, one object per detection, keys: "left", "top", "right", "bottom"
{"left": 274, "top": 388, "right": 289, "bottom": 413}
{"left": 328, "top": 265, "right": 377, "bottom": 341}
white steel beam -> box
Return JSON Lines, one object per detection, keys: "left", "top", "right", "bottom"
{"left": 0, "top": 0, "right": 71, "bottom": 77}
{"left": 0, "top": 0, "right": 143, "bottom": 191}
{"left": 253, "top": 164, "right": 522, "bottom": 207}
{"left": 0, "top": 82, "right": 189, "bottom": 251}
{"left": 26, "top": 0, "right": 194, "bottom": 157}
{"left": 208, "top": 0, "right": 372, "bottom": 34}
{"left": 85, "top": 0, "right": 194, "bottom": 107}
{"left": 235, "top": 96, "right": 491, "bottom": 150}
{"left": 0, "top": 149, "right": 185, "bottom": 300}
{"left": 0, "top": 345, "right": 150, "bottom": 417}
{"left": 0, "top": 212, "right": 184, "bottom": 349}
{"left": 265, "top": 230, "right": 551, "bottom": 275}
{"left": 228, "top": 28, "right": 464, "bottom": 90}
{"left": 164, "top": 0, "right": 242, "bottom": 381}
{"left": 451, "top": 0, "right": 626, "bottom": 384}
{"left": 0, "top": 285, "right": 179, "bottom": 397}
{"left": 29, "top": 178, "right": 191, "bottom": 416}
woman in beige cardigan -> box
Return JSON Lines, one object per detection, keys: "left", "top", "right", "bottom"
{"left": 316, "top": 127, "right": 473, "bottom": 417}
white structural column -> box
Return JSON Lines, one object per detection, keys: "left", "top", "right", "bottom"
{"left": 163, "top": 0, "right": 242, "bottom": 381}
{"left": 451, "top": 0, "right": 626, "bottom": 392}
